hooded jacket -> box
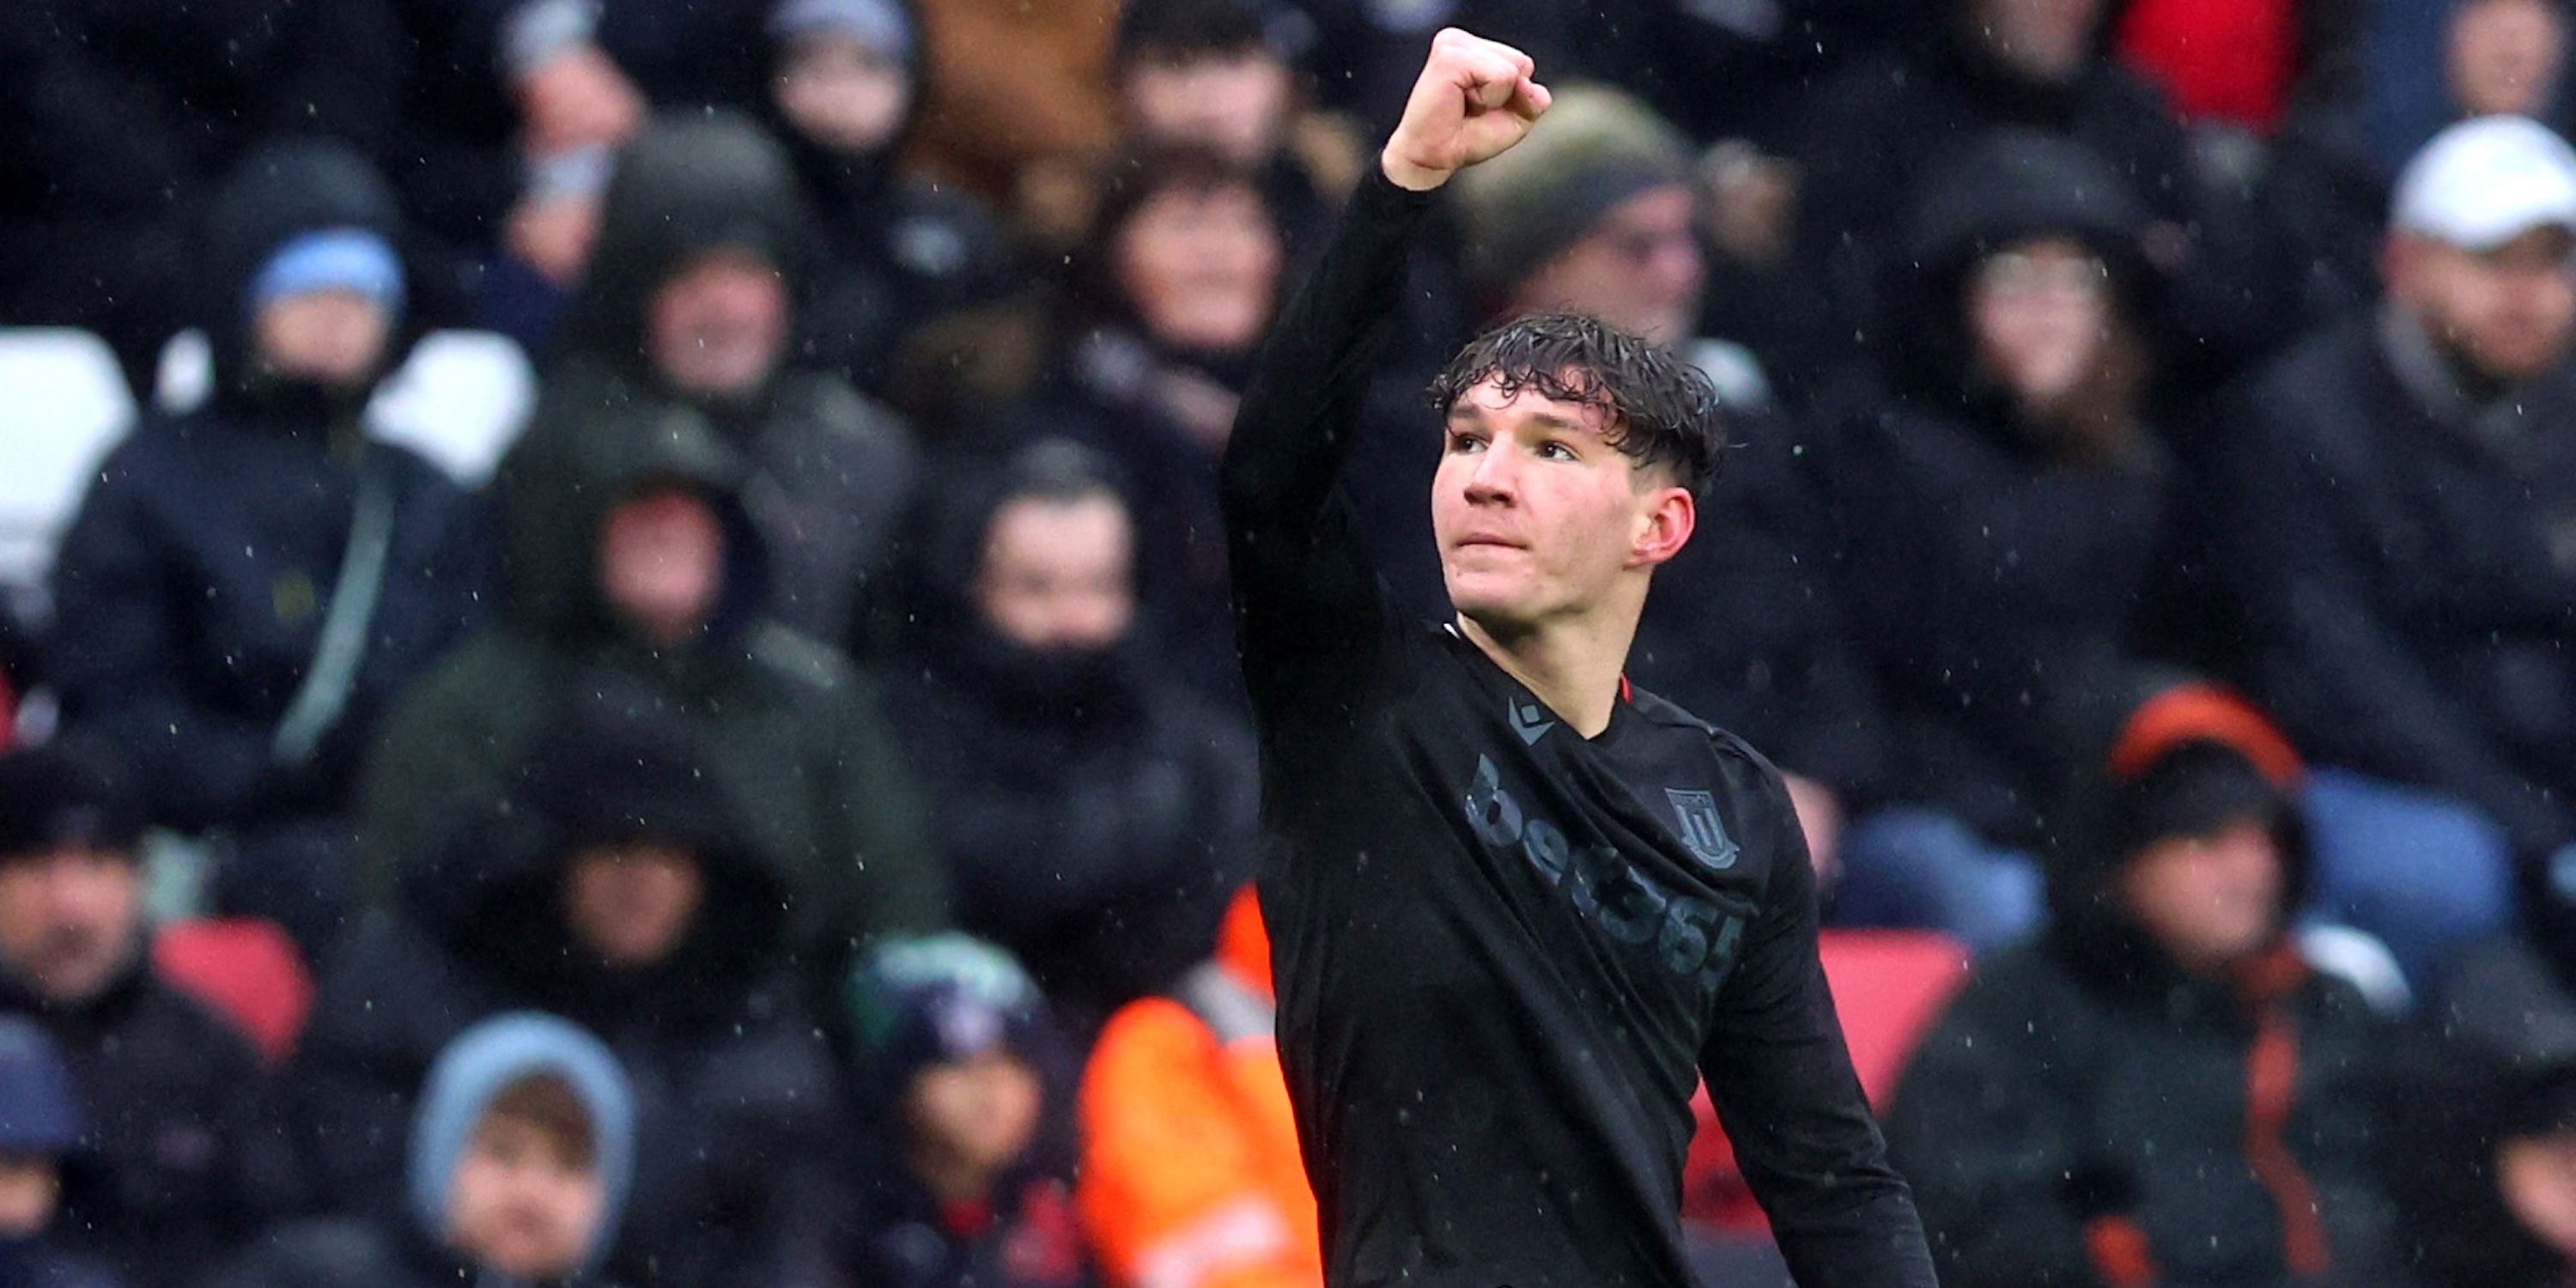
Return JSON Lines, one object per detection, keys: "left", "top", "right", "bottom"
{"left": 516, "top": 111, "right": 921, "bottom": 642}
{"left": 46, "top": 141, "right": 488, "bottom": 933}
{"left": 1785, "top": 1, "right": 2267, "bottom": 404}
{"left": 2204, "top": 307, "right": 2576, "bottom": 860}
{"left": 313, "top": 703, "right": 842, "bottom": 1288}
{"left": 358, "top": 393, "right": 946, "bottom": 952}
{"left": 883, "top": 453, "right": 1258, "bottom": 1037}
{"left": 822, "top": 937, "right": 1091, "bottom": 1288}
{"left": 1823, "top": 131, "right": 2183, "bottom": 844}
{"left": 210, "top": 1013, "right": 637, "bottom": 1288}
{"left": 1884, "top": 682, "right": 2407, "bottom": 1288}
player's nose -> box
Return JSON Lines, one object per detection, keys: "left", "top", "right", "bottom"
{"left": 1465, "top": 443, "right": 1519, "bottom": 501}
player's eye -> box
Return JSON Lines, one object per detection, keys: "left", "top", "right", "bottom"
{"left": 1537, "top": 440, "right": 1577, "bottom": 461}
{"left": 1448, "top": 430, "right": 1488, "bottom": 453}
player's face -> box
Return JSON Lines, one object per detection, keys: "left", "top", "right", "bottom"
{"left": 1432, "top": 378, "right": 1689, "bottom": 629}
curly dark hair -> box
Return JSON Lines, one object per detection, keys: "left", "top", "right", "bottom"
{"left": 1426, "top": 313, "right": 1727, "bottom": 497}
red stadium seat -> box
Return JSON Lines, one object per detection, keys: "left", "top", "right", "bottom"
{"left": 1682, "top": 929, "right": 1971, "bottom": 1232}
{"left": 152, "top": 916, "right": 314, "bottom": 1066}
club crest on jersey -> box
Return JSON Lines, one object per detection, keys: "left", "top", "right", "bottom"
{"left": 1508, "top": 698, "right": 1555, "bottom": 746}
{"left": 1665, "top": 788, "right": 1739, "bottom": 871}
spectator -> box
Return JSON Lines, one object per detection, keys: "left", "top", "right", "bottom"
{"left": 44, "top": 141, "right": 489, "bottom": 956}
{"left": 212, "top": 1012, "right": 635, "bottom": 1288}
{"left": 888, "top": 441, "right": 1256, "bottom": 1037}
{"left": 1032, "top": 144, "right": 1288, "bottom": 694}
{"left": 0, "top": 1017, "right": 126, "bottom": 1288}
{"left": 2203, "top": 114, "right": 2575, "bottom": 988}
{"left": 828, "top": 936, "right": 1090, "bottom": 1288}
{"left": 1821, "top": 131, "right": 2177, "bottom": 951}
{"left": 0, "top": 747, "right": 303, "bottom": 1288}
{"left": 1785, "top": 0, "right": 2266, "bottom": 404}
{"left": 2270, "top": 0, "right": 2576, "bottom": 324}
{"left": 362, "top": 392, "right": 945, "bottom": 951}
{"left": 1439, "top": 84, "right": 1881, "bottom": 880}
{"left": 0, "top": 0, "right": 401, "bottom": 395}
{"left": 1078, "top": 888, "right": 1318, "bottom": 1288}
{"left": 1113, "top": 0, "right": 1356, "bottom": 258}
{"left": 315, "top": 702, "right": 840, "bottom": 1288}
{"left": 1885, "top": 680, "right": 2408, "bottom": 1288}
{"left": 512, "top": 110, "right": 922, "bottom": 642}
{"left": 765, "top": 0, "right": 1013, "bottom": 401}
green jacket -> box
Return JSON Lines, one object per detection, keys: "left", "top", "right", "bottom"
{"left": 357, "top": 398, "right": 946, "bottom": 949}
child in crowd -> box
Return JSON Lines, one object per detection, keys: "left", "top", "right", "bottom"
{"left": 210, "top": 1012, "right": 635, "bottom": 1288}
{"left": 0, "top": 1016, "right": 125, "bottom": 1288}
{"left": 836, "top": 936, "right": 1091, "bottom": 1288}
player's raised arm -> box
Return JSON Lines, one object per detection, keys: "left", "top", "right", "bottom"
{"left": 1219, "top": 30, "right": 1548, "bottom": 650}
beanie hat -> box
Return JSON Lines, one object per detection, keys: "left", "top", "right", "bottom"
{"left": 246, "top": 227, "right": 407, "bottom": 322}
{"left": 2099, "top": 682, "right": 2303, "bottom": 864}
{"left": 769, "top": 0, "right": 913, "bottom": 59}
{"left": 0, "top": 745, "right": 143, "bottom": 864}
{"left": 1448, "top": 84, "right": 1692, "bottom": 300}
{"left": 846, "top": 934, "right": 1050, "bottom": 1088}
{"left": 0, "top": 1016, "right": 79, "bottom": 1155}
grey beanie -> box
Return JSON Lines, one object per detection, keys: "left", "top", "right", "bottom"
{"left": 1449, "top": 84, "right": 1694, "bottom": 299}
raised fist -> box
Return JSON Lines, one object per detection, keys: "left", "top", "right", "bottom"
{"left": 1381, "top": 28, "right": 1552, "bottom": 192}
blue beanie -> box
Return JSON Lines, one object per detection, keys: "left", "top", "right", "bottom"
{"left": 246, "top": 227, "right": 406, "bottom": 321}
{"left": 0, "top": 1016, "right": 80, "bottom": 1156}
{"left": 770, "top": 0, "right": 913, "bottom": 58}
{"left": 407, "top": 1012, "right": 636, "bottom": 1273}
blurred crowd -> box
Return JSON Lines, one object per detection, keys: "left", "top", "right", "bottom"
{"left": 7, "top": 0, "right": 2576, "bottom": 1285}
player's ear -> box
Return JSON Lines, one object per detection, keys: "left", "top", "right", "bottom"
{"left": 1628, "top": 484, "right": 1694, "bottom": 568}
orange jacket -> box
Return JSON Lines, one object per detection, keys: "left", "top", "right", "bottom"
{"left": 1078, "top": 891, "right": 1320, "bottom": 1288}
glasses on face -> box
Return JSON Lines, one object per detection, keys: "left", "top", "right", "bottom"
{"left": 1973, "top": 251, "right": 2111, "bottom": 301}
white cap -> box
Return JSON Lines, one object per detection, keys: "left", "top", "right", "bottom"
{"left": 2392, "top": 115, "right": 2576, "bottom": 251}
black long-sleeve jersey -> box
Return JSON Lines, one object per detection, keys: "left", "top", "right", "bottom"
{"left": 1218, "top": 167, "right": 1937, "bottom": 1288}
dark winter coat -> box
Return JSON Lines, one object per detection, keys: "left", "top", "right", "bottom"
{"left": 0, "top": 0, "right": 399, "bottom": 384}
{"left": 203, "top": 1220, "right": 617, "bottom": 1288}
{"left": 1627, "top": 404, "right": 1885, "bottom": 799}
{"left": 830, "top": 1157, "right": 1092, "bottom": 1288}
{"left": 1822, "top": 133, "right": 2178, "bottom": 842}
{"left": 522, "top": 111, "right": 921, "bottom": 641}
{"left": 2204, "top": 311, "right": 2576, "bottom": 858}
{"left": 885, "top": 467, "right": 1259, "bottom": 1037}
{"left": 46, "top": 141, "right": 488, "bottom": 948}
{"left": 358, "top": 394, "right": 946, "bottom": 955}
{"left": 307, "top": 714, "right": 837, "bottom": 1288}
{"left": 1885, "top": 693, "right": 2407, "bottom": 1288}
{"left": 0, "top": 963, "right": 305, "bottom": 1288}
{"left": 0, "top": 1241, "right": 127, "bottom": 1288}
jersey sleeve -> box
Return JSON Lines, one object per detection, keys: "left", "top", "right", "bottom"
{"left": 1220, "top": 165, "right": 1436, "bottom": 702}
{"left": 1699, "top": 764, "right": 1937, "bottom": 1288}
